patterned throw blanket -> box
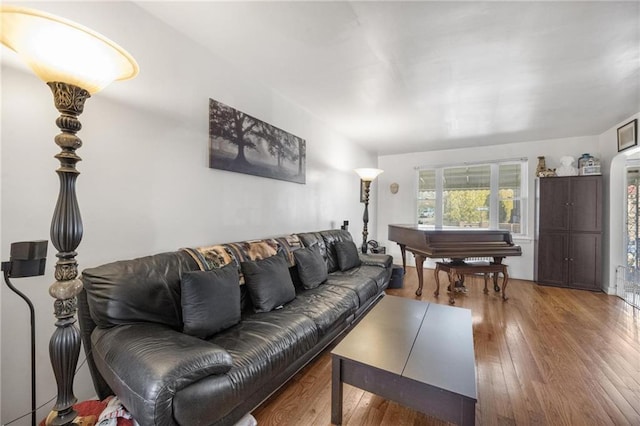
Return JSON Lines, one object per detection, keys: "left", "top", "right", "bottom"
{"left": 41, "top": 396, "right": 137, "bottom": 426}
{"left": 181, "top": 234, "right": 303, "bottom": 284}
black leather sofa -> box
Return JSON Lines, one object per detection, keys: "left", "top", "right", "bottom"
{"left": 78, "top": 229, "right": 392, "bottom": 426}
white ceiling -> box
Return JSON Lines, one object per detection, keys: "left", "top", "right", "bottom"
{"left": 137, "top": 1, "right": 639, "bottom": 156}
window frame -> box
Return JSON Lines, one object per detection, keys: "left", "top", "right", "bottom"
{"left": 416, "top": 159, "right": 528, "bottom": 236}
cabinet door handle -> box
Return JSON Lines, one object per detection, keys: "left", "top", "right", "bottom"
{"left": 569, "top": 258, "right": 574, "bottom": 261}
{"left": 564, "top": 257, "right": 569, "bottom": 261}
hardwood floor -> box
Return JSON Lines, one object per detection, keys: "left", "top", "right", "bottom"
{"left": 252, "top": 267, "right": 640, "bottom": 425}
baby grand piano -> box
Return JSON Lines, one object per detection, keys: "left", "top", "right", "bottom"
{"left": 388, "top": 224, "right": 522, "bottom": 297}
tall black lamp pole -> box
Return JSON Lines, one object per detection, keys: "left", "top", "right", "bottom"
{"left": 1, "top": 6, "right": 138, "bottom": 425}
{"left": 2, "top": 241, "right": 48, "bottom": 426}
{"left": 355, "top": 168, "right": 383, "bottom": 254}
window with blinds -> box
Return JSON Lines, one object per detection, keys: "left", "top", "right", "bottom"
{"left": 417, "top": 160, "right": 526, "bottom": 235}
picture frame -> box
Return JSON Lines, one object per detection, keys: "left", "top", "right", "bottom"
{"left": 209, "top": 98, "right": 306, "bottom": 184}
{"left": 617, "top": 119, "right": 637, "bottom": 152}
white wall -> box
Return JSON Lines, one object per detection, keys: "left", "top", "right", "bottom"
{"left": 0, "top": 2, "right": 377, "bottom": 424}
{"left": 377, "top": 136, "right": 601, "bottom": 280}
{"left": 597, "top": 112, "right": 640, "bottom": 294}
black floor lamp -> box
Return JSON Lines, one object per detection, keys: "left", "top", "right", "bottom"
{"left": 0, "top": 6, "right": 138, "bottom": 425}
{"left": 354, "top": 168, "right": 383, "bottom": 253}
{"left": 2, "top": 241, "right": 48, "bottom": 426}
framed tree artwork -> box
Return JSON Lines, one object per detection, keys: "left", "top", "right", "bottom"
{"left": 209, "top": 98, "right": 306, "bottom": 184}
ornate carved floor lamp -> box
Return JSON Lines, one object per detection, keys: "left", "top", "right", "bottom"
{"left": 0, "top": 6, "right": 138, "bottom": 425}
{"left": 354, "top": 168, "right": 383, "bottom": 253}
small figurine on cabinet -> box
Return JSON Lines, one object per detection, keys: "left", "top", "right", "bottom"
{"left": 536, "top": 156, "right": 556, "bottom": 177}
{"left": 555, "top": 156, "right": 578, "bottom": 176}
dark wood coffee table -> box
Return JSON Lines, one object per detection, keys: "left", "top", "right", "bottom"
{"left": 331, "top": 295, "right": 477, "bottom": 425}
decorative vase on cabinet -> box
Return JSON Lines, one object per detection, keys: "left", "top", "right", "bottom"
{"left": 534, "top": 176, "right": 602, "bottom": 290}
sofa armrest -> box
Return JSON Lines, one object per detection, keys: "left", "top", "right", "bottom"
{"left": 92, "top": 323, "right": 233, "bottom": 426}
{"left": 359, "top": 253, "right": 393, "bottom": 269}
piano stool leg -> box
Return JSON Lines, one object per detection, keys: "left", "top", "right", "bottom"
{"left": 456, "top": 274, "right": 468, "bottom": 293}
{"left": 501, "top": 269, "right": 510, "bottom": 301}
{"left": 493, "top": 272, "right": 501, "bottom": 292}
{"left": 492, "top": 257, "right": 505, "bottom": 292}
{"left": 447, "top": 269, "right": 456, "bottom": 305}
{"left": 483, "top": 274, "right": 489, "bottom": 294}
{"left": 433, "top": 264, "right": 441, "bottom": 297}
{"left": 446, "top": 275, "right": 465, "bottom": 292}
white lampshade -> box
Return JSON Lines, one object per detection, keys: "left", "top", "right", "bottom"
{"left": 354, "top": 168, "right": 384, "bottom": 181}
{"left": 0, "top": 6, "right": 139, "bottom": 94}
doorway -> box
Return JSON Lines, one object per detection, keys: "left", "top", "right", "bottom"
{"left": 622, "top": 164, "right": 640, "bottom": 308}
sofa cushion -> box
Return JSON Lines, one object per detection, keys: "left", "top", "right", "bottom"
{"left": 91, "top": 323, "right": 234, "bottom": 426}
{"left": 335, "top": 240, "right": 362, "bottom": 271}
{"left": 358, "top": 264, "right": 391, "bottom": 292}
{"left": 285, "top": 285, "right": 358, "bottom": 336}
{"left": 241, "top": 255, "right": 296, "bottom": 312}
{"left": 326, "top": 270, "right": 379, "bottom": 306}
{"left": 360, "top": 253, "right": 393, "bottom": 269}
{"left": 293, "top": 245, "right": 328, "bottom": 289}
{"left": 82, "top": 251, "right": 198, "bottom": 329}
{"left": 297, "top": 232, "right": 328, "bottom": 259}
{"left": 182, "top": 310, "right": 319, "bottom": 422}
{"left": 181, "top": 263, "right": 241, "bottom": 338}
{"left": 320, "top": 229, "right": 354, "bottom": 273}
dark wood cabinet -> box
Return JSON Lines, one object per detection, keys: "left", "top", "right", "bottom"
{"left": 535, "top": 176, "right": 602, "bottom": 290}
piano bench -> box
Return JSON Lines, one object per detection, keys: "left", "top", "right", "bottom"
{"left": 434, "top": 261, "right": 509, "bottom": 305}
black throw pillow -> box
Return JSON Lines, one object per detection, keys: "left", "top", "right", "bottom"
{"left": 241, "top": 255, "right": 296, "bottom": 313}
{"left": 181, "top": 263, "right": 241, "bottom": 339}
{"left": 335, "top": 240, "right": 362, "bottom": 271}
{"left": 293, "top": 245, "right": 328, "bottom": 289}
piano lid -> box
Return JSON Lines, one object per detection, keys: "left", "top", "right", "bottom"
{"left": 389, "top": 224, "right": 512, "bottom": 233}
{"left": 388, "top": 224, "right": 521, "bottom": 259}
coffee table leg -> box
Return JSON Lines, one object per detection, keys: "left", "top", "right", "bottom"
{"left": 331, "top": 355, "right": 343, "bottom": 425}
{"left": 461, "top": 398, "right": 476, "bottom": 426}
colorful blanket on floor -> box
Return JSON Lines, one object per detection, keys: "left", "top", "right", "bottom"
{"left": 40, "top": 396, "right": 137, "bottom": 426}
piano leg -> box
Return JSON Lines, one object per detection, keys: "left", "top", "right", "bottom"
{"left": 398, "top": 244, "right": 407, "bottom": 272}
{"left": 414, "top": 253, "right": 425, "bottom": 296}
